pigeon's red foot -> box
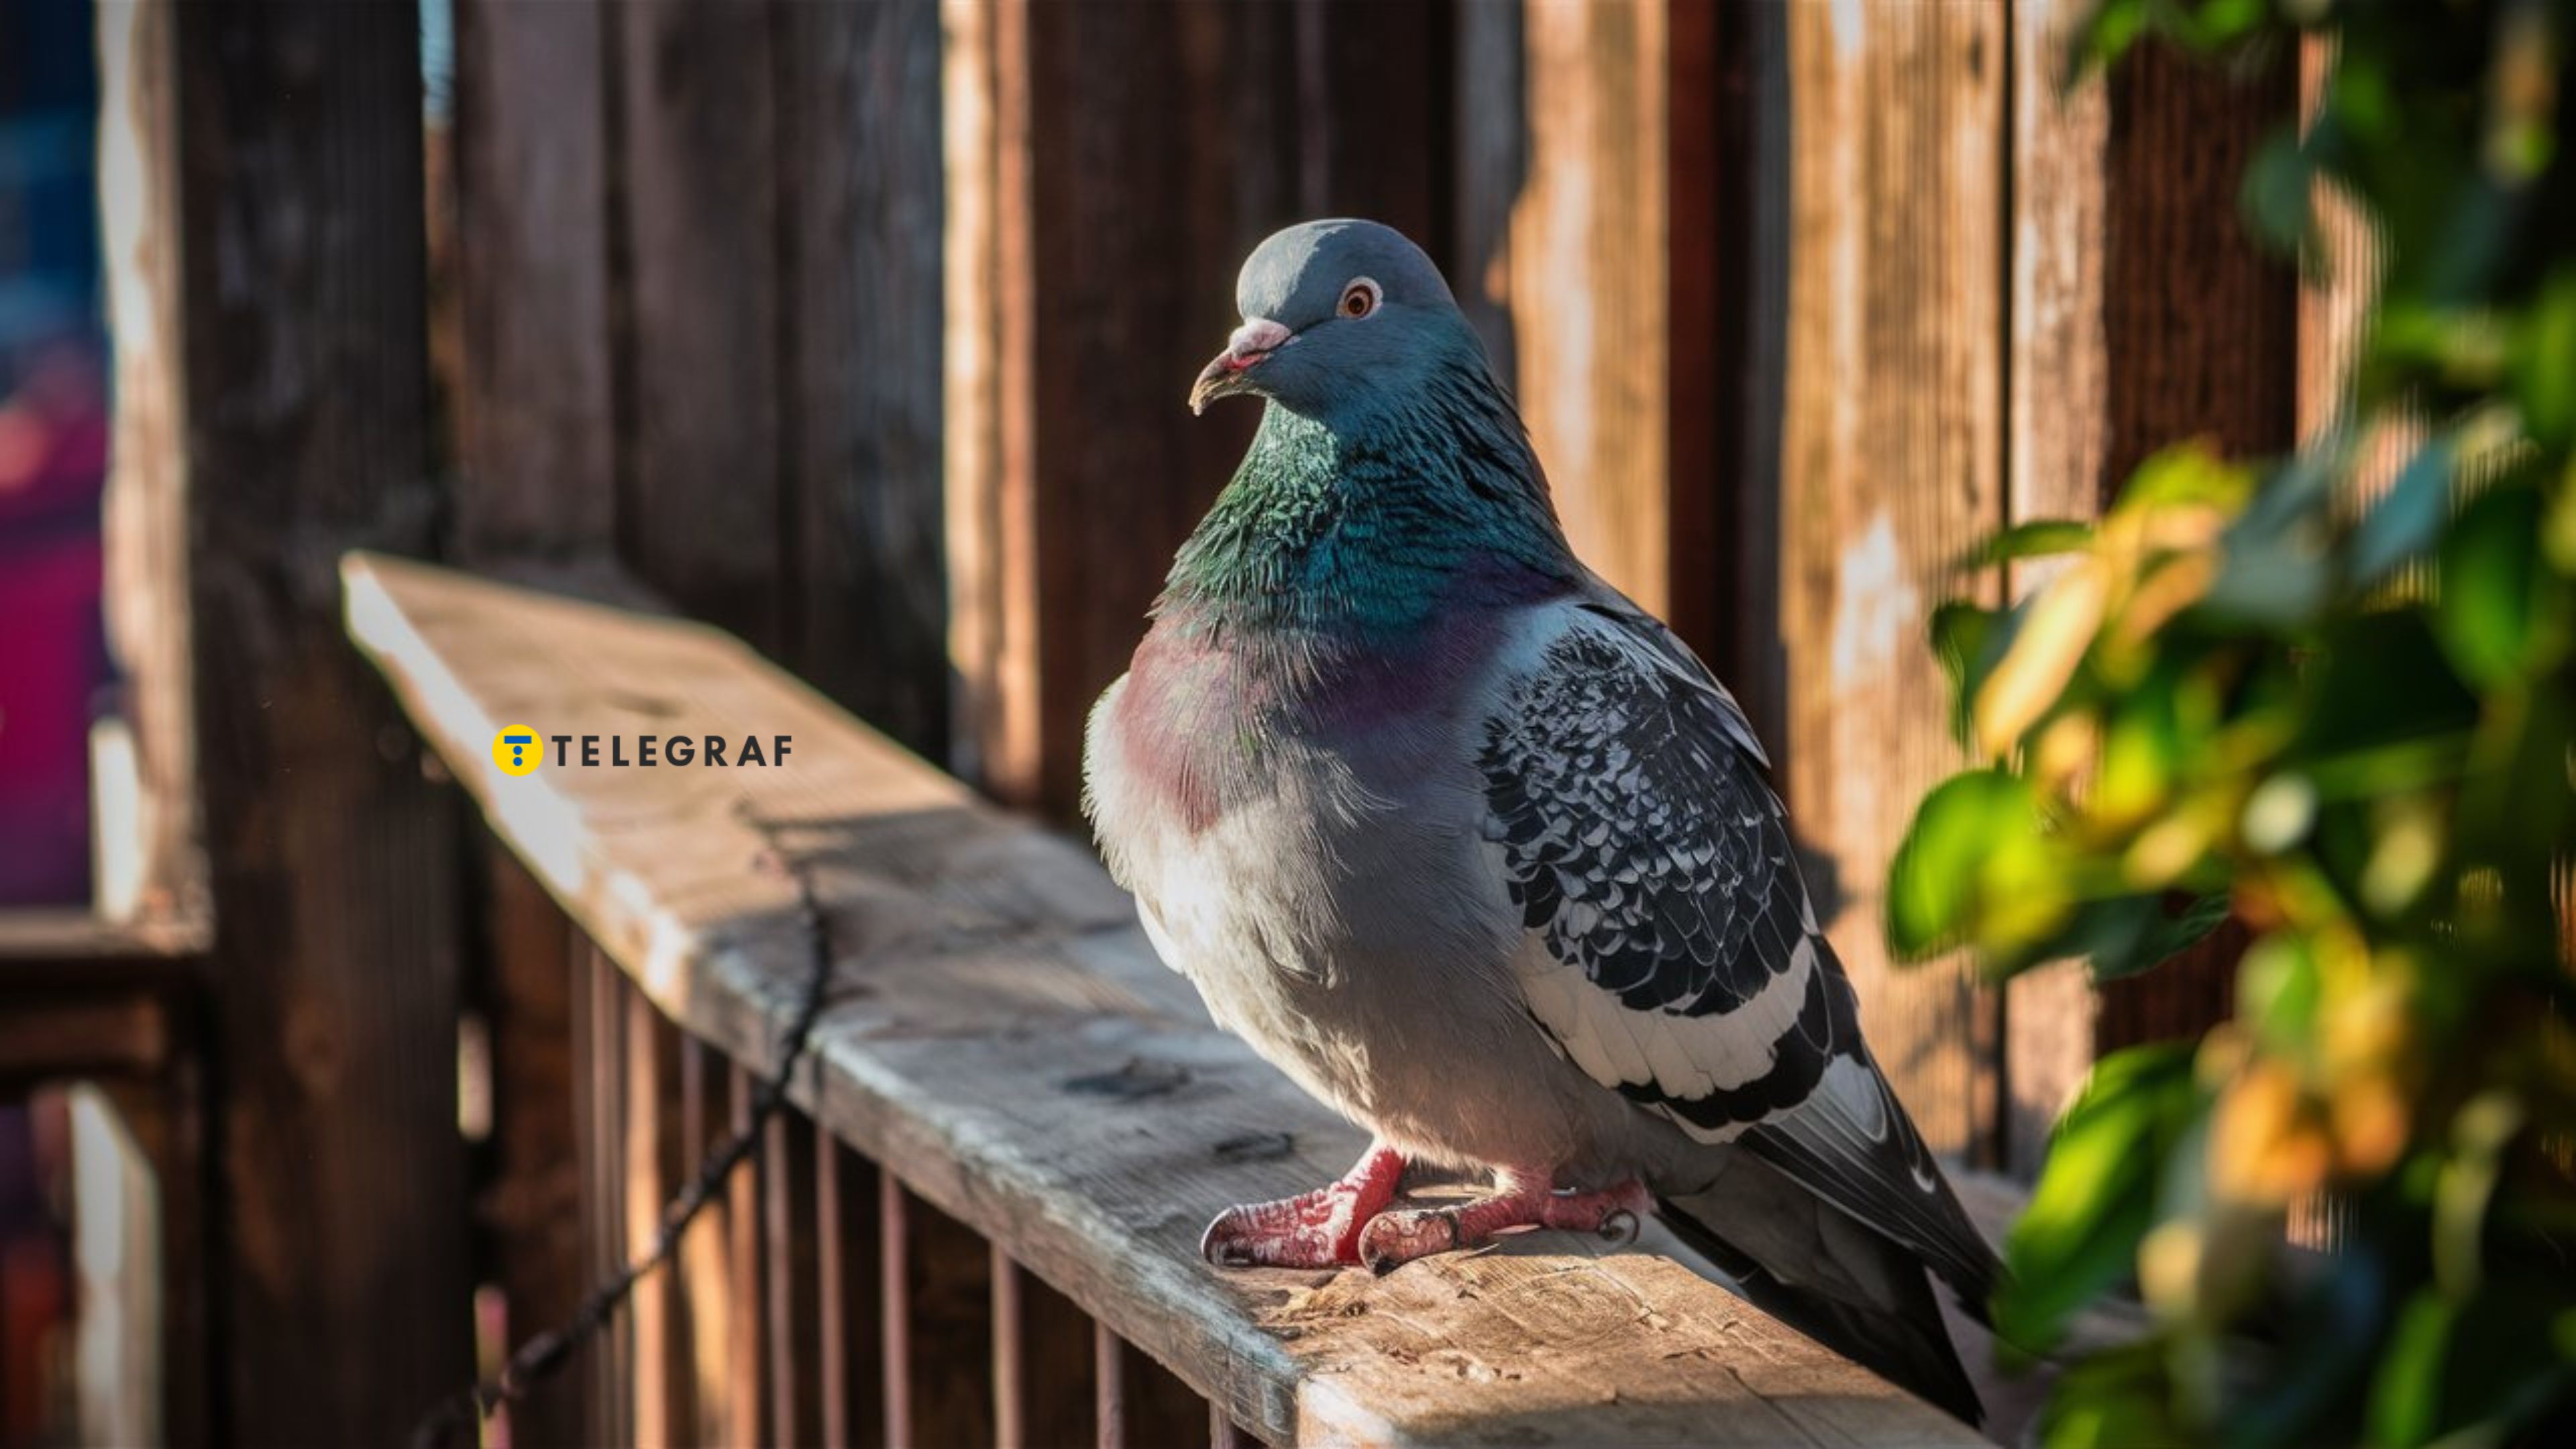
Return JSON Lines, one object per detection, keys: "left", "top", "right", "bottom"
{"left": 1200, "top": 1141, "right": 1406, "bottom": 1269}
{"left": 1356, "top": 1173, "right": 1650, "bottom": 1275}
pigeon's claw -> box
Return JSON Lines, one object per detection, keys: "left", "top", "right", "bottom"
{"left": 1357, "top": 1175, "right": 1652, "bottom": 1275}
{"left": 1199, "top": 1141, "right": 1405, "bottom": 1270}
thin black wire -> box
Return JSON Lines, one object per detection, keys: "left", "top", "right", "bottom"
{"left": 411, "top": 808, "right": 837, "bottom": 1449}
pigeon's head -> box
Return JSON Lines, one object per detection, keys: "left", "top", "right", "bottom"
{"left": 1189, "top": 219, "right": 1481, "bottom": 420}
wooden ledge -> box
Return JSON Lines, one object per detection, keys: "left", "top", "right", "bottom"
{"left": 341, "top": 551, "right": 1987, "bottom": 1447}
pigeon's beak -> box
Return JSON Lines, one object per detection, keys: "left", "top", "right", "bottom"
{"left": 1189, "top": 317, "right": 1293, "bottom": 415}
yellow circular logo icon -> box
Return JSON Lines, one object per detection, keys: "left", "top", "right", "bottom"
{"left": 491, "top": 725, "right": 543, "bottom": 777}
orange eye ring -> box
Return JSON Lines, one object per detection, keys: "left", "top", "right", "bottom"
{"left": 1340, "top": 278, "right": 1381, "bottom": 319}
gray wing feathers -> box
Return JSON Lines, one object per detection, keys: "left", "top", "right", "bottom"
{"left": 1482, "top": 603, "right": 2002, "bottom": 1316}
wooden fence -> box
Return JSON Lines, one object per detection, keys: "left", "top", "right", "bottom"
{"left": 343, "top": 550, "right": 1994, "bottom": 1446}
{"left": 11, "top": 0, "right": 2360, "bottom": 1442}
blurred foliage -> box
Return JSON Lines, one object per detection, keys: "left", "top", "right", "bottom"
{"left": 1888, "top": 1, "right": 2576, "bottom": 1443}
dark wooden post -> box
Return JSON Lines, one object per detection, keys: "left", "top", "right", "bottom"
{"left": 126, "top": 0, "right": 475, "bottom": 1439}
{"left": 775, "top": 0, "right": 949, "bottom": 757}
{"left": 447, "top": 1, "right": 621, "bottom": 1438}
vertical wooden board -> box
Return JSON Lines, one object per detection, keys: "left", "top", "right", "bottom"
{"left": 1118, "top": 1332, "right": 1208, "bottom": 1449}
{"left": 776, "top": 0, "right": 948, "bottom": 756}
{"left": 940, "top": 0, "right": 1017, "bottom": 790}
{"left": 1452, "top": 0, "right": 1524, "bottom": 386}
{"left": 955, "top": 0, "right": 1291, "bottom": 812}
{"left": 994, "top": 1252, "right": 1095, "bottom": 1449}
{"left": 2298, "top": 36, "right": 2365, "bottom": 447}
{"left": 569, "top": 943, "right": 611, "bottom": 1439}
{"left": 1664, "top": 0, "right": 1748, "bottom": 670}
{"left": 587, "top": 950, "right": 631, "bottom": 1446}
{"left": 2006, "top": 11, "right": 2298, "bottom": 1167}
{"left": 678, "top": 1037, "right": 737, "bottom": 1444}
{"left": 624, "top": 988, "right": 685, "bottom": 1444}
{"left": 1776, "top": 0, "right": 2006, "bottom": 1156}
{"left": 2004, "top": 0, "right": 2114, "bottom": 1178}
{"left": 2088, "top": 41, "right": 2298, "bottom": 1061}
{"left": 149, "top": 1042, "right": 210, "bottom": 1448}
{"left": 160, "top": 1, "right": 474, "bottom": 1438}
{"left": 451, "top": 0, "right": 614, "bottom": 557}
{"left": 2293, "top": 37, "right": 2413, "bottom": 516}
{"left": 726, "top": 1062, "right": 767, "bottom": 1446}
{"left": 883, "top": 1179, "right": 996, "bottom": 1447}
{"left": 816, "top": 1128, "right": 885, "bottom": 1449}
{"left": 763, "top": 1106, "right": 822, "bottom": 1445}
{"left": 93, "top": 0, "right": 207, "bottom": 932}
{"left": 614, "top": 0, "right": 784, "bottom": 651}
{"left": 1284, "top": 0, "right": 1449, "bottom": 248}
{"left": 476, "top": 850, "right": 584, "bottom": 1448}
{"left": 947, "top": 0, "right": 1449, "bottom": 814}
{"left": 1488, "top": 0, "right": 1674, "bottom": 627}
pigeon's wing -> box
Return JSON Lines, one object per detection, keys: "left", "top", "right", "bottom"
{"left": 1477, "top": 596, "right": 1996, "bottom": 1307}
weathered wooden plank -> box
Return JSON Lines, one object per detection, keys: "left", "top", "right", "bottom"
{"left": 678, "top": 1035, "right": 737, "bottom": 1444}
{"left": 996, "top": 1252, "right": 1095, "bottom": 1449}
{"left": 816, "top": 1126, "right": 867, "bottom": 1448}
{"left": 765, "top": 1105, "right": 822, "bottom": 1444}
{"left": 625, "top": 983, "right": 686, "bottom": 1442}
{"left": 1121, "top": 1324, "right": 1212, "bottom": 1448}
{"left": 586, "top": 948, "right": 631, "bottom": 1444}
{"left": 1776, "top": 0, "right": 2007, "bottom": 1158}
{"left": 878, "top": 1171, "right": 916, "bottom": 1446}
{"left": 450, "top": 0, "right": 614, "bottom": 557}
{"left": 1095, "top": 1321, "right": 1129, "bottom": 1449}
{"left": 145, "top": 4, "right": 472, "bottom": 1440}
{"left": 1458, "top": 0, "right": 1676, "bottom": 633}
{"left": 1666, "top": 0, "right": 1770, "bottom": 680}
{"left": 892, "top": 1182, "right": 998, "bottom": 1446}
{"left": 774, "top": 0, "right": 947, "bottom": 756}
{"left": 945, "top": 0, "right": 1448, "bottom": 813}
{"left": 726, "top": 1061, "right": 766, "bottom": 1446}
{"left": 820, "top": 1132, "right": 849, "bottom": 1446}
{"left": 92, "top": 0, "right": 209, "bottom": 935}
{"left": 469, "top": 847, "right": 586, "bottom": 1448}
{"left": 612, "top": 0, "right": 785, "bottom": 651}
{"left": 2002, "top": 0, "right": 2118, "bottom": 1183}
{"left": 0, "top": 992, "right": 169, "bottom": 1085}
{"left": 343, "top": 552, "right": 1990, "bottom": 1446}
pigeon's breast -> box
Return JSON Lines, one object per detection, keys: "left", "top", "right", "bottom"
{"left": 1082, "top": 605, "right": 1640, "bottom": 1166}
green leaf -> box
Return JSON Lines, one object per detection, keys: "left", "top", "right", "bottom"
{"left": 1929, "top": 600, "right": 2004, "bottom": 741}
{"left": 2369, "top": 1293, "right": 2457, "bottom": 1447}
{"left": 2294, "top": 608, "right": 2480, "bottom": 762}
{"left": 1957, "top": 519, "right": 2096, "bottom": 571}
{"left": 2242, "top": 126, "right": 2321, "bottom": 262}
{"left": 2514, "top": 268, "right": 2576, "bottom": 451}
{"left": 2438, "top": 482, "right": 2571, "bottom": 687}
{"left": 2121, "top": 892, "right": 2233, "bottom": 977}
{"left": 1886, "top": 769, "right": 2068, "bottom": 962}
{"left": 1998, "top": 1043, "right": 2202, "bottom": 1352}
{"left": 2038, "top": 1339, "right": 2188, "bottom": 1449}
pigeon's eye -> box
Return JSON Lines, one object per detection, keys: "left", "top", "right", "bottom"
{"left": 1339, "top": 278, "right": 1381, "bottom": 320}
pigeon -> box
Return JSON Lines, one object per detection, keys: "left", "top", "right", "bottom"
{"left": 1081, "top": 219, "right": 2001, "bottom": 1424}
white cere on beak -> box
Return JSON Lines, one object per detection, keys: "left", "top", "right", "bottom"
{"left": 1226, "top": 317, "right": 1293, "bottom": 364}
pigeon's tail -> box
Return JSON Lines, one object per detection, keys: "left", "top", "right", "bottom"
{"left": 1655, "top": 1184, "right": 1984, "bottom": 1427}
